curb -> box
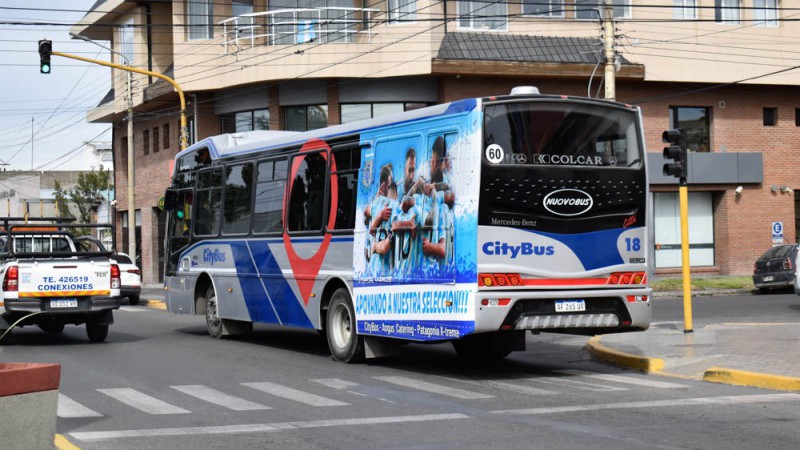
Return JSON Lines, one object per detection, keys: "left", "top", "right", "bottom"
{"left": 141, "top": 299, "right": 166, "bottom": 310}
{"left": 586, "top": 336, "right": 664, "bottom": 373}
{"left": 703, "top": 367, "right": 800, "bottom": 391}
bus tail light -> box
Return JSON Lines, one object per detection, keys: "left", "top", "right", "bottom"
{"left": 626, "top": 295, "right": 649, "bottom": 303}
{"left": 481, "top": 298, "right": 511, "bottom": 307}
{"left": 607, "top": 272, "right": 647, "bottom": 285}
{"left": 3, "top": 266, "right": 18, "bottom": 292}
{"left": 110, "top": 264, "right": 121, "bottom": 289}
{"left": 479, "top": 273, "right": 522, "bottom": 287}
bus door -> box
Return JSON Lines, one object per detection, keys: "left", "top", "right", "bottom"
{"left": 165, "top": 188, "right": 194, "bottom": 276}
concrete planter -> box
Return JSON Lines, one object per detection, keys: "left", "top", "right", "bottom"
{"left": 0, "top": 363, "right": 61, "bottom": 450}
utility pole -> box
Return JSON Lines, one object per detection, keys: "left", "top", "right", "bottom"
{"left": 603, "top": 0, "right": 616, "bottom": 101}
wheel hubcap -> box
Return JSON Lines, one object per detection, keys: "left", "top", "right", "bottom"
{"left": 207, "top": 297, "right": 220, "bottom": 327}
{"left": 332, "top": 303, "right": 352, "bottom": 350}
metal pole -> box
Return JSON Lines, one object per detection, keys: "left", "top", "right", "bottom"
{"left": 680, "top": 182, "right": 693, "bottom": 333}
{"left": 127, "top": 70, "right": 135, "bottom": 260}
{"left": 603, "top": 1, "right": 616, "bottom": 101}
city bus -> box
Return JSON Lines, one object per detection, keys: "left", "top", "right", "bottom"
{"left": 163, "top": 87, "right": 651, "bottom": 363}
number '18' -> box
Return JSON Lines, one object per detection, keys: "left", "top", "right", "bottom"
{"left": 625, "top": 238, "right": 641, "bottom": 252}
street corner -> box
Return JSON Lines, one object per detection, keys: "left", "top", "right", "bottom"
{"left": 586, "top": 335, "right": 665, "bottom": 374}
{"left": 703, "top": 368, "right": 800, "bottom": 392}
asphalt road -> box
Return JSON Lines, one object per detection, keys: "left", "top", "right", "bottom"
{"left": 652, "top": 289, "right": 800, "bottom": 326}
{"left": 2, "top": 293, "right": 800, "bottom": 449}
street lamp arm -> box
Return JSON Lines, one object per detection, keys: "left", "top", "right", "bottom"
{"left": 52, "top": 51, "right": 188, "bottom": 150}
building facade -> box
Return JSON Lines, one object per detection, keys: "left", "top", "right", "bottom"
{"left": 72, "top": 0, "right": 798, "bottom": 282}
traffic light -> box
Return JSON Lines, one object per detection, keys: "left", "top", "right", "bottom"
{"left": 662, "top": 128, "right": 688, "bottom": 180}
{"left": 38, "top": 39, "right": 52, "bottom": 74}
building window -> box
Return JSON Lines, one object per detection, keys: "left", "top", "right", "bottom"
{"left": 795, "top": 108, "right": 800, "bottom": 126}
{"left": 523, "top": 0, "right": 564, "bottom": 17}
{"left": 284, "top": 105, "right": 328, "bottom": 131}
{"left": 576, "top": 0, "right": 630, "bottom": 20}
{"left": 715, "top": 0, "right": 741, "bottom": 24}
{"left": 120, "top": 136, "right": 128, "bottom": 167}
{"left": 220, "top": 109, "right": 270, "bottom": 133}
{"left": 153, "top": 127, "right": 160, "bottom": 152}
{"left": 458, "top": 0, "right": 508, "bottom": 30}
{"left": 673, "top": 0, "right": 697, "bottom": 19}
{"left": 388, "top": 0, "right": 416, "bottom": 23}
{"left": 187, "top": 0, "right": 214, "bottom": 40}
{"left": 119, "top": 19, "right": 134, "bottom": 64}
{"left": 163, "top": 123, "right": 170, "bottom": 149}
{"left": 754, "top": 0, "right": 778, "bottom": 27}
{"left": 669, "top": 106, "right": 710, "bottom": 152}
{"left": 187, "top": 116, "right": 196, "bottom": 146}
{"left": 763, "top": 107, "right": 777, "bottom": 126}
{"left": 143, "top": 129, "right": 150, "bottom": 155}
{"left": 269, "top": 0, "right": 357, "bottom": 44}
{"left": 340, "top": 102, "right": 431, "bottom": 124}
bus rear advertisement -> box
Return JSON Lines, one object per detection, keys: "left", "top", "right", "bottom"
{"left": 163, "top": 87, "right": 651, "bottom": 363}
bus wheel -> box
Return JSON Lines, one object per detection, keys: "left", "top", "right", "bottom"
{"left": 204, "top": 286, "right": 223, "bottom": 339}
{"left": 326, "top": 288, "right": 364, "bottom": 363}
{"left": 452, "top": 333, "right": 512, "bottom": 360}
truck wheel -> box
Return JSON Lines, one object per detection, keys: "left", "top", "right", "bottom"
{"left": 128, "top": 295, "right": 140, "bottom": 306}
{"left": 39, "top": 322, "right": 65, "bottom": 333}
{"left": 86, "top": 322, "right": 109, "bottom": 342}
{"left": 205, "top": 285, "right": 223, "bottom": 339}
{"left": 326, "top": 288, "right": 364, "bottom": 363}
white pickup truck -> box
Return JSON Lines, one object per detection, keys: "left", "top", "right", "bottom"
{"left": 0, "top": 220, "right": 123, "bottom": 342}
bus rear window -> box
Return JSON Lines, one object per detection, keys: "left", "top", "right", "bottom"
{"left": 483, "top": 102, "right": 641, "bottom": 168}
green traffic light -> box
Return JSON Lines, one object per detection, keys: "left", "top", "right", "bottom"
{"left": 40, "top": 64, "right": 51, "bottom": 74}
{"left": 176, "top": 210, "right": 185, "bottom": 219}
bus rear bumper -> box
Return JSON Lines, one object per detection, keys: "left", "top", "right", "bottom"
{"left": 473, "top": 288, "right": 652, "bottom": 335}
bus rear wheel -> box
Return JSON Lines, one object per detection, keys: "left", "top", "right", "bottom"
{"left": 326, "top": 288, "right": 364, "bottom": 363}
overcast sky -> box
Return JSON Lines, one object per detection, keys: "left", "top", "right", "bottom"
{"left": 0, "top": 0, "right": 112, "bottom": 172}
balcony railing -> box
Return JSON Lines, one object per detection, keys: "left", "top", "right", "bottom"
{"left": 220, "top": 8, "right": 379, "bottom": 54}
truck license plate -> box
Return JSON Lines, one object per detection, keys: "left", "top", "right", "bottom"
{"left": 762, "top": 276, "right": 774, "bottom": 282}
{"left": 555, "top": 299, "right": 585, "bottom": 312}
{"left": 51, "top": 299, "right": 78, "bottom": 308}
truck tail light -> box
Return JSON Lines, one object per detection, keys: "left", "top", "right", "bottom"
{"left": 3, "top": 266, "right": 18, "bottom": 292}
{"left": 784, "top": 258, "right": 793, "bottom": 271}
{"left": 111, "top": 264, "right": 121, "bottom": 289}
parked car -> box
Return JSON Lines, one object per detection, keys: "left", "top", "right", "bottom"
{"left": 113, "top": 252, "right": 141, "bottom": 305}
{"left": 752, "top": 244, "right": 799, "bottom": 293}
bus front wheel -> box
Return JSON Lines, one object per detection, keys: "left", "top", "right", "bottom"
{"left": 326, "top": 288, "right": 364, "bottom": 363}
{"left": 204, "top": 286, "right": 223, "bottom": 339}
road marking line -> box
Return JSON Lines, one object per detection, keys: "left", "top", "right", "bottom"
{"left": 434, "top": 376, "right": 556, "bottom": 396}
{"left": 375, "top": 376, "right": 494, "bottom": 399}
{"left": 527, "top": 377, "right": 628, "bottom": 392}
{"left": 57, "top": 394, "right": 103, "bottom": 418}
{"left": 97, "top": 388, "right": 190, "bottom": 415}
{"left": 554, "top": 370, "right": 689, "bottom": 389}
{"left": 243, "top": 382, "right": 349, "bottom": 406}
{"left": 118, "top": 306, "right": 147, "bottom": 312}
{"left": 171, "top": 385, "right": 271, "bottom": 411}
{"left": 492, "top": 393, "right": 800, "bottom": 415}
{"left": 310, "top": 378, "right": 360, "bottom": 390}
{"left": 69, "top": 413, "right": 470, "bottom": 442}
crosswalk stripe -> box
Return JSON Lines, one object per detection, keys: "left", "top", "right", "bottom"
{"left": 118, "top": 306, "right": 146, "bottom": 312}
{"left": 97, "top": 388, "right": 190, "bottom": 415}
{"left": 242, "top": 382, "right": 349, "bottom": 406}
{"left": 58, "top": 394, "right": 103, "bottom": 418}
{"left": 434, "top": 376, "right": 556, "bottom": 396}
{"left": 554, "top": 370, "right": 689, "bottom": 389}
{"left": 375, "top": 376, "right": 494, "bottom": 399}
{"left": 310, "top": 378, "right": 360, "bottom": 390}
{"left": 171, "top": 385, "right": 271, "bottom": 411}
{"left": 526, "top": 377, "right": 628, "bottom": 392}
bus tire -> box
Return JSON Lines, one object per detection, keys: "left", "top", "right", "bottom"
{"left": 452, "top": 333, "right": 512, "bottom": 360}
{"left": 86, "top": 322, "right": 109, "bottom": 342}
{"left": 204, "top": 285, "right": 224, "bottom": 339}
{"left": 326, "top": 288, "right": 364, "bottom": 363}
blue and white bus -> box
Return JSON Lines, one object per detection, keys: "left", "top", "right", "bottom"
{"left": 163, "top": 87, "right": 651, "bottom": 362}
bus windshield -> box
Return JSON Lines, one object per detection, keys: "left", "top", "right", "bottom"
{"left": 483, "top": 101, "right": 641, "bottom": 168}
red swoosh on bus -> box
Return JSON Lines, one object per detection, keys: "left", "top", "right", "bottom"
{"left": 283, "top": 139, "right": 338, "bottom": 306}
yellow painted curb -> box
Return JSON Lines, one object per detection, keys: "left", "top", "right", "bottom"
{"left": 143, "top": 299, "right": 166, "bottom": 310}
{"left": 55, "top": 433, "right": 81, "bottom": 450}
{"left": 703, "top": 367, "right": 800, "bottom": 391}
{"left": 586, "top": 336, "right": 665, "bottom": 373}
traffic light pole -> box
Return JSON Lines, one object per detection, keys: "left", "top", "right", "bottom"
{"left": 679, "top": 179, "right": 693, "bottom": 333}
{"left": 50, "top": 50, "right": 188, "bottom": 265}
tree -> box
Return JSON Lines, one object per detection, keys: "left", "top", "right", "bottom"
{"left": 53, "top": 179, "right": 73, "bottom": 220}
{"left": 69, "top": 165, "right": 111, "bottom": 224}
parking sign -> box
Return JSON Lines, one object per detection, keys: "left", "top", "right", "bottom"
{"left": 773, "top": 221, "right": 784, "bottom": 244}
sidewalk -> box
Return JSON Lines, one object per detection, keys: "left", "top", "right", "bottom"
{"left": 589, "top": 316, "right": 800, "bottom": 391}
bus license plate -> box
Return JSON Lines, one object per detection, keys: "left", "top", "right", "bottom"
{"left": 51, "top": 299, "right": 78, "bottom": 308}
{"left": 555, "top": 299, "right": 585, "bottom": 312}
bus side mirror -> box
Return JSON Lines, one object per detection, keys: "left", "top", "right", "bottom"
{"left": 163, "top": 189, "right": 178, "bottom": 212}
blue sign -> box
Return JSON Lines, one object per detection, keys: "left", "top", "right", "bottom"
{"left": 773, "top": 221, "right": 784, "bottom": 243}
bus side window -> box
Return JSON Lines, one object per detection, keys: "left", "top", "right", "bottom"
{"left": 287, "top": 151, "right": 328, "bottom": 233}
{"left": 331, "top": 144, "right": 361, "bottom": 230}
{"left": 253, "top": 158, "right": 287, "bottom": 234}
